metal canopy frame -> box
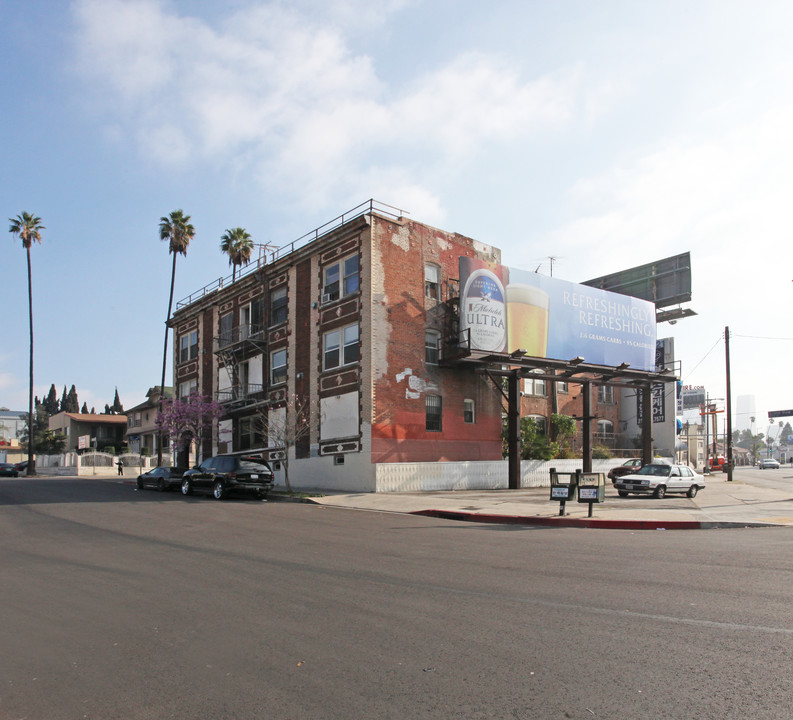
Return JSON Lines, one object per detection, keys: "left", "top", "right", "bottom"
{"left": 444, "top": 347, "right": 678, "bottom": 490}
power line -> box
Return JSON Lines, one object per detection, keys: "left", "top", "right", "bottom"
{"left": 732, "top": 334, "right": 793, "bottom": 341}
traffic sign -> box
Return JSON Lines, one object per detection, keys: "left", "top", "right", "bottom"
{"left": 768, "top": 410, "right": 793, "bottom": 419}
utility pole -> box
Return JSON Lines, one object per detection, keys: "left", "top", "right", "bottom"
{"left": 725, "top": 326, "right": 733, "bottom": 481}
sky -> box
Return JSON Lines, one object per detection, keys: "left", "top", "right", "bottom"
{"left": 2, "top": 0, "right": 791, "bottom": 438}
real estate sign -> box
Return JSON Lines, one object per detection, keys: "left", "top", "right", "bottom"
{"left": 459, "top": 257, "right": 657, "bottom": 371}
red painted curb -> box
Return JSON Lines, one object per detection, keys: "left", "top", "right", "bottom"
{"left": 411, "top": 509, "right": 706, "bottom": 530}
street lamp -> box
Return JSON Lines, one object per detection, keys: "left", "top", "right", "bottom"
{"left": 767, "top": 420, "right": 776, "bottom": 459}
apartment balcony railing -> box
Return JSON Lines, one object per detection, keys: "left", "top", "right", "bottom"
{"left": 214, "top": 324, "right": 267, "bottom": 354}
{"left": 216, "top": 384, "right": 266, "bottom": 409}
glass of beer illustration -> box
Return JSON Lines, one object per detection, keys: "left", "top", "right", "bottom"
{"left": 505, "top": 283, "right": 549, "bottom": 357}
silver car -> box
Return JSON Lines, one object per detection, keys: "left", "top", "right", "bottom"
{"left": 759, "top": 458, "right": 780, "bottom": 469}
{"left": 614, "top": 463, "right": 705, "bottom": 499}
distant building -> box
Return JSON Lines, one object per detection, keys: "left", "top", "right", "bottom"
{"left": 736, "top": 395, "right": 757, "bottom": 433}
{"left": 124, "top": 387, "right": 173, "bottom": 457}
{"left": 49, "top": 412, "right": 127, "bottom": 452}
{"left": 0, "top": 407, "right": 26, "bottom": 445}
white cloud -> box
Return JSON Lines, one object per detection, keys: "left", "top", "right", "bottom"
{"left": 71, "top": 0, "right": 586, "bottom": 208}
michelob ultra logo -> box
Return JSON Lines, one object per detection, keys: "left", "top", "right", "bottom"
{"left": 462, "top": 269, "right": 506, "bottom": 352}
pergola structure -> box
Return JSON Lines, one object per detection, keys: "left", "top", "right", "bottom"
{"left": 447, "top": 347, "right": 679, "bottom": 489}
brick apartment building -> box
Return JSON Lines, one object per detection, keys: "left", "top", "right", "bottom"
{"left": 168, "top": 201, "right": 628, "bottom": 490}
{"left": 169, "top": 202, "right": 511, "bottom": 491}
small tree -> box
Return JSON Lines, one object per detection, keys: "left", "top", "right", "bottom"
{"left": 156, "top": 393, "right": 224, "bottom": 468}
{"left": 111, "top": 387, "right": 124, "bottom": 414}
{"left": 62, "top": 385, "right": 80, "bottom": 413}
{"left": 44, "top": 384, "right": 59, "bottom": 416}
{"left": 256, "top": 394, "right": 312, "bottom": 493}
{"left": 21, "top": 403, "right": 66, "bottom": 454}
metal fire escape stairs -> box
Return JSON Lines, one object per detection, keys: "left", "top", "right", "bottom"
{"left": 214, "top": 325, "right": 269, "bottom": 411}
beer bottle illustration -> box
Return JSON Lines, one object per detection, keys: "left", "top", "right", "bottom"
{"left": 460, "top": 261, "right": 507, "bottom": 353}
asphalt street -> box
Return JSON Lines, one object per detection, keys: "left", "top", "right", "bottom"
{"left": 1, "top": 476, "right": 792, "bottom": 719}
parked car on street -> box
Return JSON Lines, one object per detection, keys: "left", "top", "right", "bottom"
{"left": 613, "top": 463, "right": 705, "bottom": 499}
{"left": 0, "top": 462, "right": 19, "bottom": 477}
{"left": 180, "top": 455, "right": 274, "bottom": 500}
{"left": 14, "top": 460, "right": 28, "bottom": 473}
{"left": 136, "top": 466, "right": 184, "bottom": 492}
{"left": 607, "top": 458, "right": 644, "bottom": 481}
{"left": 759, "top": 458, "right": 780, "bottom": 469}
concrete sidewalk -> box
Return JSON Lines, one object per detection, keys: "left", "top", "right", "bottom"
{"left": 300, "top": 474, "right": 793, "bottom": 529}
{"left": 97, "top": 470, "right": 793, "bottom": 529}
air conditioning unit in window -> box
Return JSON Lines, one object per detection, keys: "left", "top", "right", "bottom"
{"left": 322, "top": 293, "right": 336, "bottom": 304}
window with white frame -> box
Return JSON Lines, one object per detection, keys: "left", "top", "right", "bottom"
{"left": 240, "top": 299, "right": 264, "bottom": 339}
{"left": 425, "top": 263, "right": 440, "bottom": 300}
{"left": 597, "top": 419, "right": 614, "bottom": 435}
{"left": 426, "top": 395, "right": 442, "bottom": 431}
{"left": 270, "top": 286, "right": 287, "bottom": 326}
{"left": 322, "top": 255, "right": 359, "bottom": 303}
{"left": 524, "top": 371, "right": 546, "bottom": 397}
{"left": 239, "top": 416, "right": 262, "bottom": 450}
{"left": 323, "top": 324, "right": 359, "bottom": 370}
{"left": 179, "top": 330, "right": 198, "bottom": 363}
{"left": 557, "top": 381, "right": 568, "bottom": 394}
{"left": 597, "top": 385, "right": 615, "bottom": 404}
{"left": 270, "top": 349, "right": 287, "bottom": 385}
{"left": 425, "top": 330, "right": 441, "bottom": 365}
{"left": 463, "top": 398, "right": 475, "bottom": 424}
{"left": 179, "top": 378, "right": 198, "bottom": 398}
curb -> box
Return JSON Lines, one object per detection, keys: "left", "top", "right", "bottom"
{"left": 410, "top": 509, "right": 779, "bottom": 530}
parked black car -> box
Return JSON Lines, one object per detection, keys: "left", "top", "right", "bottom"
{"left": 136, "top": 466, "right": 184, "bottom": 492}
{"left": 14, "top": 460, "right": 28, "bottom": 473}
{"left": 0, "top": 462, "right": 19, "bottom": 477}
{"left": 181, "top": 455, "right": 274, "bottom": 500}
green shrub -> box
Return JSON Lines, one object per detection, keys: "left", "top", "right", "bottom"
{"left": 591, "top": 444, "right": 612, "bottom": 459}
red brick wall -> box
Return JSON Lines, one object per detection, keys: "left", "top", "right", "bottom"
{"left": 371, "top": 219, "right": 503, "bottom": 462}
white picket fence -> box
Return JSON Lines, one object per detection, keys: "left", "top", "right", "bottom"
{"left": 34, "top": 452, "right": 172, "bottom": 476}
{"left": 374, "top": 457, "right": 673, "bottom": 493}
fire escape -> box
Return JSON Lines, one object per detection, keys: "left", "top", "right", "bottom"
{"left": 214, "top": 323, "right": 269, "bottom": 412}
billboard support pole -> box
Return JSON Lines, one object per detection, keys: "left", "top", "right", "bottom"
{"left": 642, "top": 384, "right": 653, "bottom": 465}
{"left": 508, "top": 370, "right": 521, "bottom": 490}
{"left": 582, "top": 382, "right": 592, "bottom": 473}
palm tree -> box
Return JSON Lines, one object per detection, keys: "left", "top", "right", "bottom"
{"left": 220, "top": 227, "right": 255, "bottom": 282}
{"left": 157, "top": 209, "right": 195, "bottom": 465}
{"left": 9, "top": 212, "right": 45, "bottom": 476}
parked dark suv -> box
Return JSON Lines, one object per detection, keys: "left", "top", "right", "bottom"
{"left": 181, "top": 455, "right": 274, "bottom": 500}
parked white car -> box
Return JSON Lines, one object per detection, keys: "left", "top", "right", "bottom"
{"left": 614, "top": 463, "right": 705, "bottom": 499}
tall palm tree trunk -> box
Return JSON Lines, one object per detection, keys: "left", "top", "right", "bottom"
{"left": 26, "top": 246, "right": 34, "bottom": 476}
{"left": 158, "top": 252, "right": 178, "bottom": 466}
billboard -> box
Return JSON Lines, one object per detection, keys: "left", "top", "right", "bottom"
{"left": 459, "top": 257, "right": 657, "bottom": 371}
{"left": 582, "top": 252, "right": 692, "bottom": 309}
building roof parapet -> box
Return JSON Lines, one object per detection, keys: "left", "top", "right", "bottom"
{"left": 175, "top": 199, "right": 408, "bottom": 312}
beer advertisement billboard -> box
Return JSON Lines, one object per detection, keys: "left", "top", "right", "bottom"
{"left": 459, "top": 257, "right": 657, "bottom": 371}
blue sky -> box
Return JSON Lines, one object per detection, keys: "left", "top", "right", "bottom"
{"left": 2, "top": 0, "right": 791, "bottom": 437}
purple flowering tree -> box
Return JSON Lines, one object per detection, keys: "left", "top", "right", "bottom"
{"left": 156, "top": 393, "right": 225, "bottom": 467}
